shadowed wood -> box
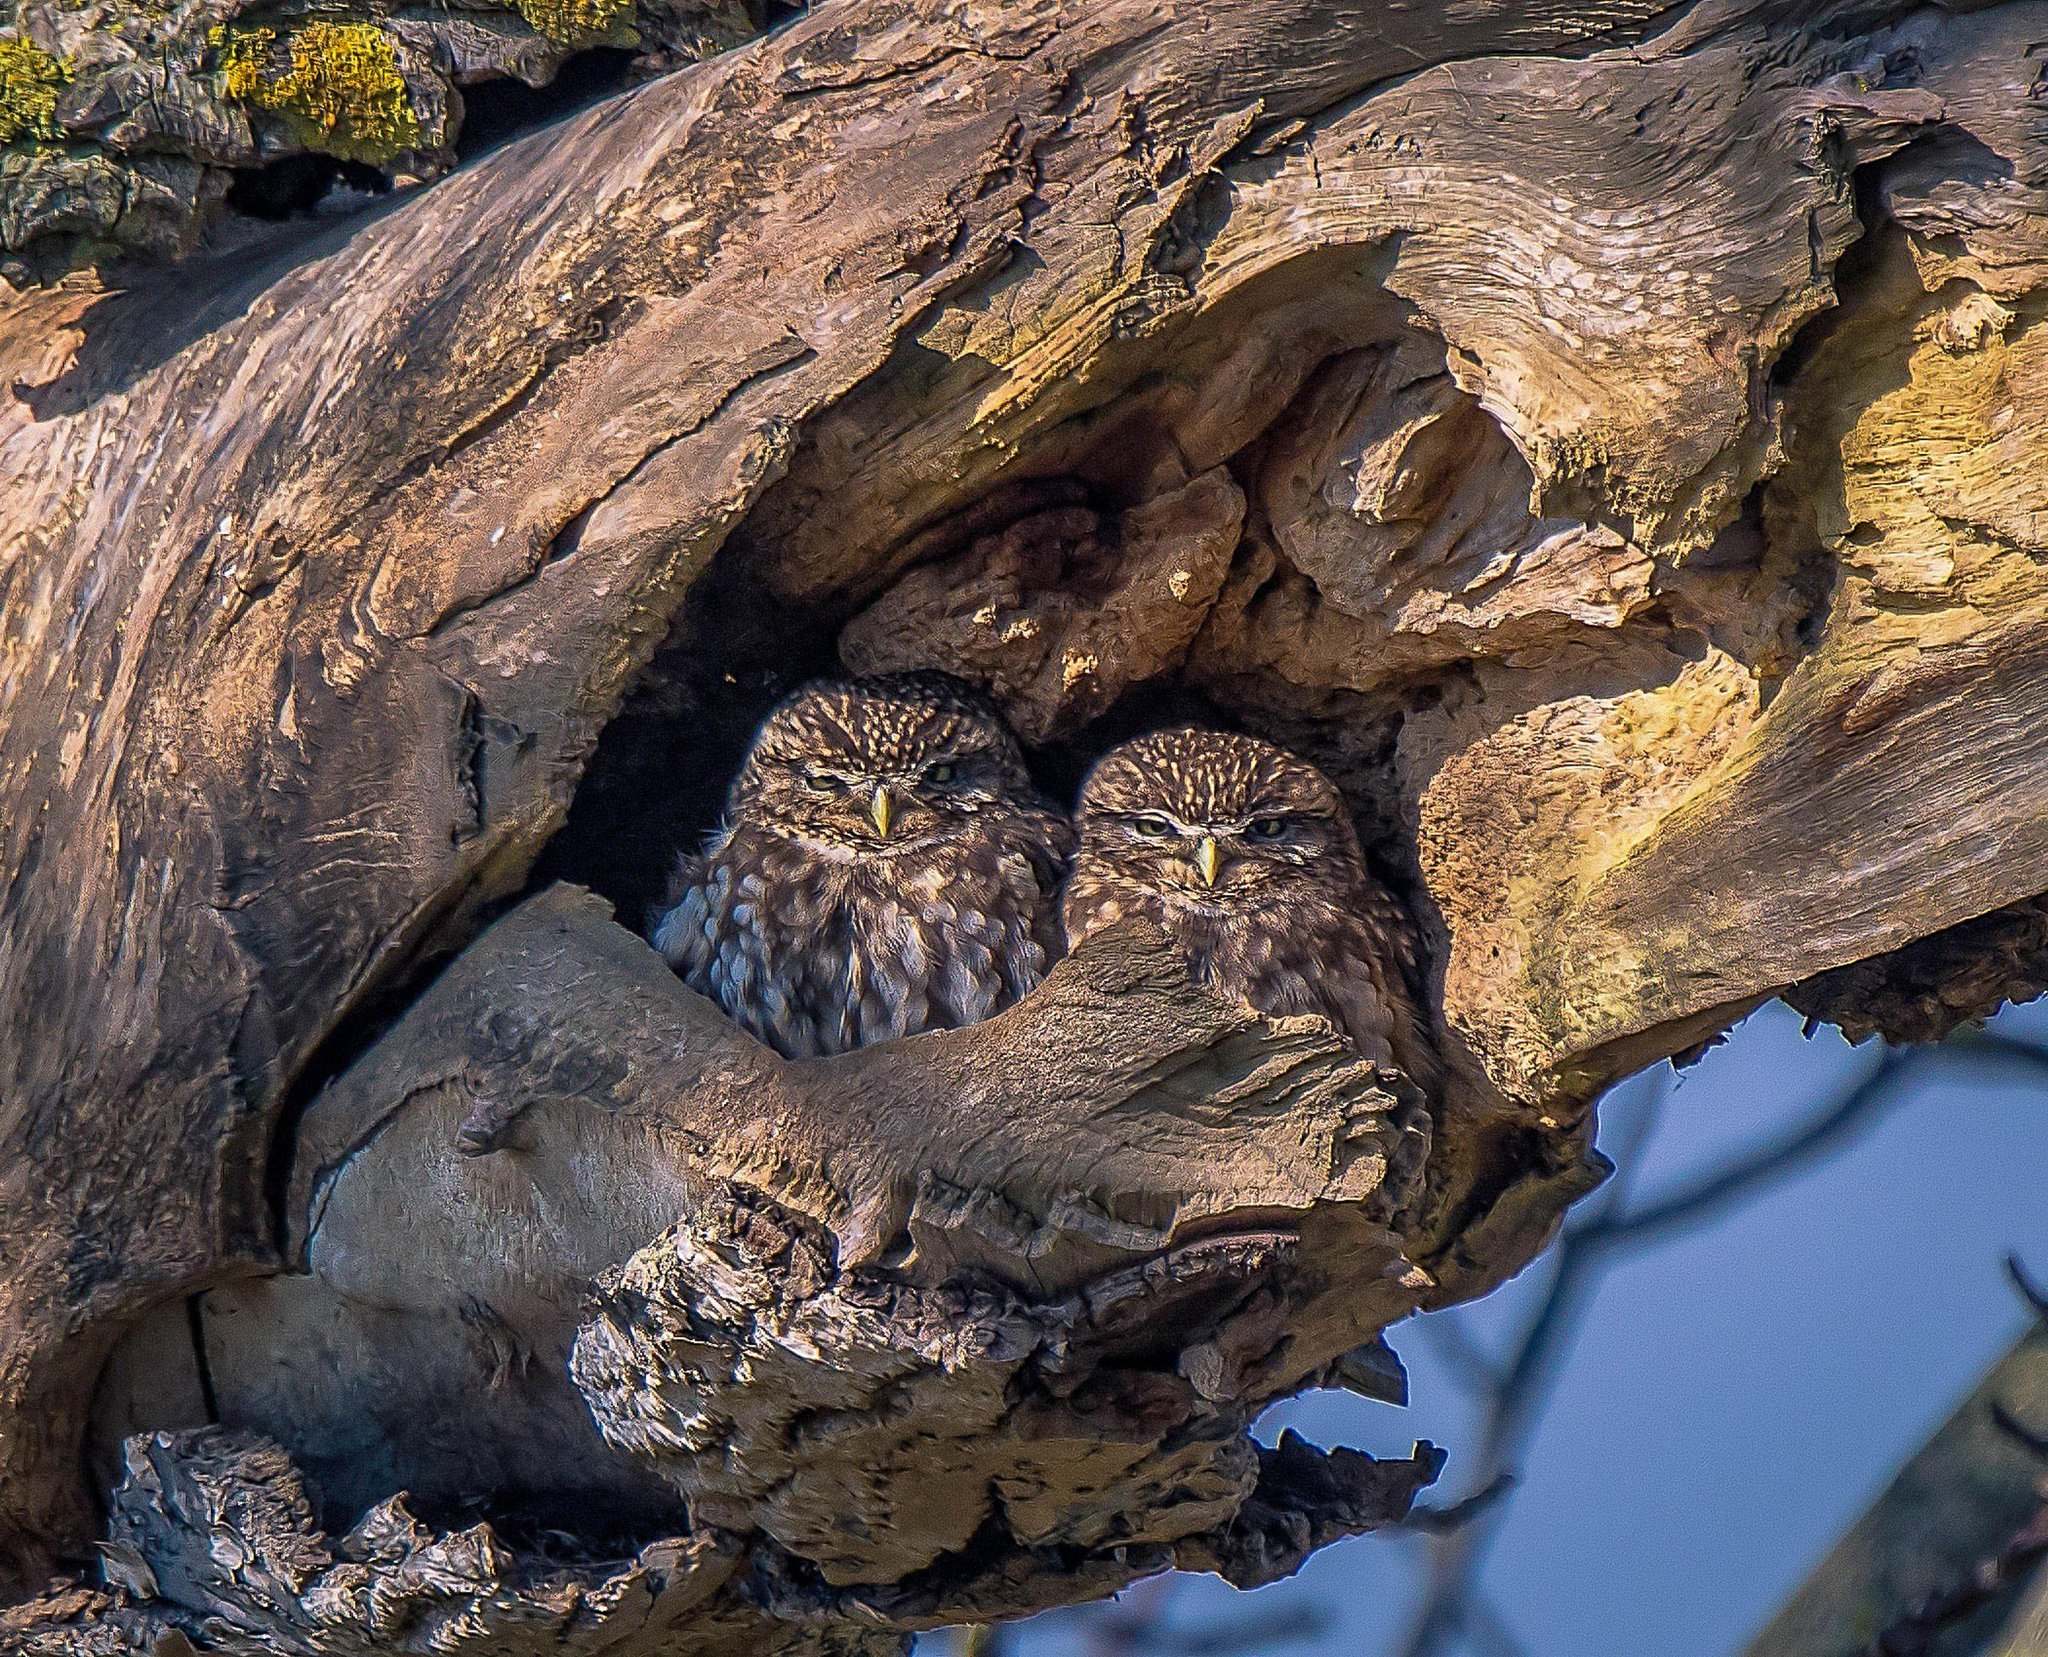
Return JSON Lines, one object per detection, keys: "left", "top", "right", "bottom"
{"left": 223, "top": 885, "right": 1428, "bottom": 1516}
{"left": 51, "top": 891, "right": 1443, "bottom": 1648}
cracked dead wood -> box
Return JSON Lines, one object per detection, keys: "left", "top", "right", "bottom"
{"left": 46, "top": 890, "right": 1445, "bottom": 1648}
{"left": 0, "top": 0, "right": 767, "bottom": 280}
{"left": 7, "top": 0, "right": 2048, "bottom": 1649}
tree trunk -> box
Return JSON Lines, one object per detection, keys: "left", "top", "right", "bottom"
{"left": 1746, "top": 1320, "right": 2048, "bottom": 1657}
{"left": 5, "top": 0, "right": 2048, "bottom": 1648}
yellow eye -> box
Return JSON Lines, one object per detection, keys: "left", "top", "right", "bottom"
{"left": 1249, "top": 817, "right": 1285, "bottom": 839}
{"left": 802, "top": 771, "right": 839, "bottom": 793}
{"left": 1135, "top": 815, "right": 1174, "bottom": 838}
{"left": 924, "top": 761, "right": 957, "bottom": 785}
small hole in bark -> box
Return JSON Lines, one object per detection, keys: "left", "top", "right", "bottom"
{"left": 224, "top": 155, "right": 392, "bottom": 222}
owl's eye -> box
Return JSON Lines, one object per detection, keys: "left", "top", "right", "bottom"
{"left": 1134, "top": 814, "right": 1175, "bottom": 838}
{"left": 924, "top": 761, "right": 957, "bottom": 785}
{"left": 801, "top": 771, "right": 841, "bottom": 793}
{"left": 1248, "top": 817, "right": 1286, "bottom": 839}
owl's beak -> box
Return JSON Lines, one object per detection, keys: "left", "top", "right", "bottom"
{"left": 869, "top": 785, "right": 896, "bottom": 838}
{"left": 1196, "top": 836, "right": 1222, "bottom": 887}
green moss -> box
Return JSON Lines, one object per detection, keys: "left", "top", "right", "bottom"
{"left": 0, "top": 35, "right": 65, "bottom": 145}
{"left": 217, "top": 20, "right": 422, "bottom": 165}
{"left": 514, "top": 0, "right": 637, "bottom": 48}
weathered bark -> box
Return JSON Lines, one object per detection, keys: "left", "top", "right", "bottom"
{"left": 6, "top": 0, "right": 2048, "bottom": 1647}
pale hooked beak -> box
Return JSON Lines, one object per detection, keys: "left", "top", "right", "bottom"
{"left": 869, "top": 784, "right": 896, "bottom": 838}
{"left": 1196, "top": 835, "right": 1222, "bottom": 887}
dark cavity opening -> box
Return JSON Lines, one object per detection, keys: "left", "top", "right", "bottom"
{"left": 526, "top": 476, "right": 1252, "bottom": 941}
{"left": 224, "top": 154, "right": 393, "bottom": 222}
{"left": 454, "top": 47, "right": 643, "bottom": 163}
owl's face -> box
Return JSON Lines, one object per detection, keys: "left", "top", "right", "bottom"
{"left": 1073, "top": 729, "right": 1357, "bottom": 904}
{"left": 728, "top": 673, "right": 1038, "bottom": 859}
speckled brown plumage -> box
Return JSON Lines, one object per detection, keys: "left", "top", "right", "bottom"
{"left": 651, "top": 673, "right": 1072, "bottom": 1059}
{"left": 1063, "top": 729, "right": 1437, "bottom": 1088}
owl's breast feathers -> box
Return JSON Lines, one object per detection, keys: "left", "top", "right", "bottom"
{"left": 652, "top": 808, "right": 1071, "bottom": 1060}
{"left": 1061, "top": 868, "right": 1438, "bottom": 1090}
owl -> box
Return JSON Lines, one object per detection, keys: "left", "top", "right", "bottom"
{"left": 650, "top": 672, "right": 1072, "bottom": 1059}
{"left": 1063, "top": 728, "right": 1437, "bottom": 1088}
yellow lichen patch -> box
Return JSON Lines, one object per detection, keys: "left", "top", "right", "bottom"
{"left": 0, "top": 36, "right": 65, "bottom": 145}
{"left": 218, "top": 22, "right": 422, "bottom": 166}
{"left": 514, "top": 0, "right": 637, "bottom": 47}
{"left": 1768, "top": 246, "right": 2048, "bottom": 620}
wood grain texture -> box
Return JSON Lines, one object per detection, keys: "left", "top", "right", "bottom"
{"left": 0, "top": 0, "right": 1708, "bottom": 1580}
{"left": 4, "top": 1424, "right": 1441, "bottom": 1655}
{"left": 35, "top": 869, "right": 1448, "bottom": 1646}
{"left": 224, "top": 885, "right": 1429, "bottom": 1523}
{"left": 6, "top": 0, "right": 2048, "bottom": 1642}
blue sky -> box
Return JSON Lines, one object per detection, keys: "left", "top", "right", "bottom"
{"left": 981, "top": 1000, "right": 2048, "bottom": 1656}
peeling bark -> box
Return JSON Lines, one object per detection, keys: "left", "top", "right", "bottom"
{"left": 5, "top": 0, "right": 2048, "bottom": 1647}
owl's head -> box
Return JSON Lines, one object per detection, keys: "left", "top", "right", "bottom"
{"left": 1074, "top": 729, "right": 1359, "bottom": 900}
{"left": 729, "top": 672, "right": 1039, "bottom": 855}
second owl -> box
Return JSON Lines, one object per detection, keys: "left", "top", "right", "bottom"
{"left": 1064, "top": 728, "right": 1437, "bottom": 1087}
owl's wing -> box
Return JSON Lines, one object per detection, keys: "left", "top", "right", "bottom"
{"left": 1322, "top": 957, "right": 1402, "bottom": 1076}
{"left": 1355, "top": 873, "right": 1433, "bottom": 1008}
{"left": 648, "top": 852, "right": 713, "bottom": 972}
{"left": 1328, "top": 935, "right": 1441, "bottom": 1095}
{"left": 1053, "top": 864, "right": 1114, "bottom": 953}
{"left": 1017, "top": 799, "right": 1078, "bottom": 965}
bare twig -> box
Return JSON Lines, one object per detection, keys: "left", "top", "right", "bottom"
{"left": 1399, "top": 1475, "right": 1516, "bottom": 1536}
{"left": 1389, "top": 1040, "right": 1942, "bottom": 1657}
{"left": 1577, "top": 1049, "right": 1915, "bottom": 1253}
{"left": 1939, "top": 1031, "right": 2048, "bottom": 1068}
{"left": 1146, "top": 1604, "right": 1330, "bottom": 1653}
{"left": 1061, "top": 1573, "right": 1332, "bottom": 1654}
{"left": 1052, "top": 1025, "right": 2044, "bottom": 1657}
{"left": 1387, "top": 1071, "right": 1671, "bottom": 1657}
{"left": 1989, "top": 1400, "right": 2048, "bottom": 1463}
{"left": 2008, "top": 1254, "right": 2048, "bottom": 1325}
{"left": 1081, "top": 1577, "right": 1174, "bottom": 1657}
{"left": 1463, "top": 1594, "right": 1534, "bottom": 1657}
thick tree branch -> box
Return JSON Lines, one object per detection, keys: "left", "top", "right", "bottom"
{"left": 1747, "top": 1267, "right": 2048, "bottom": 1657}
